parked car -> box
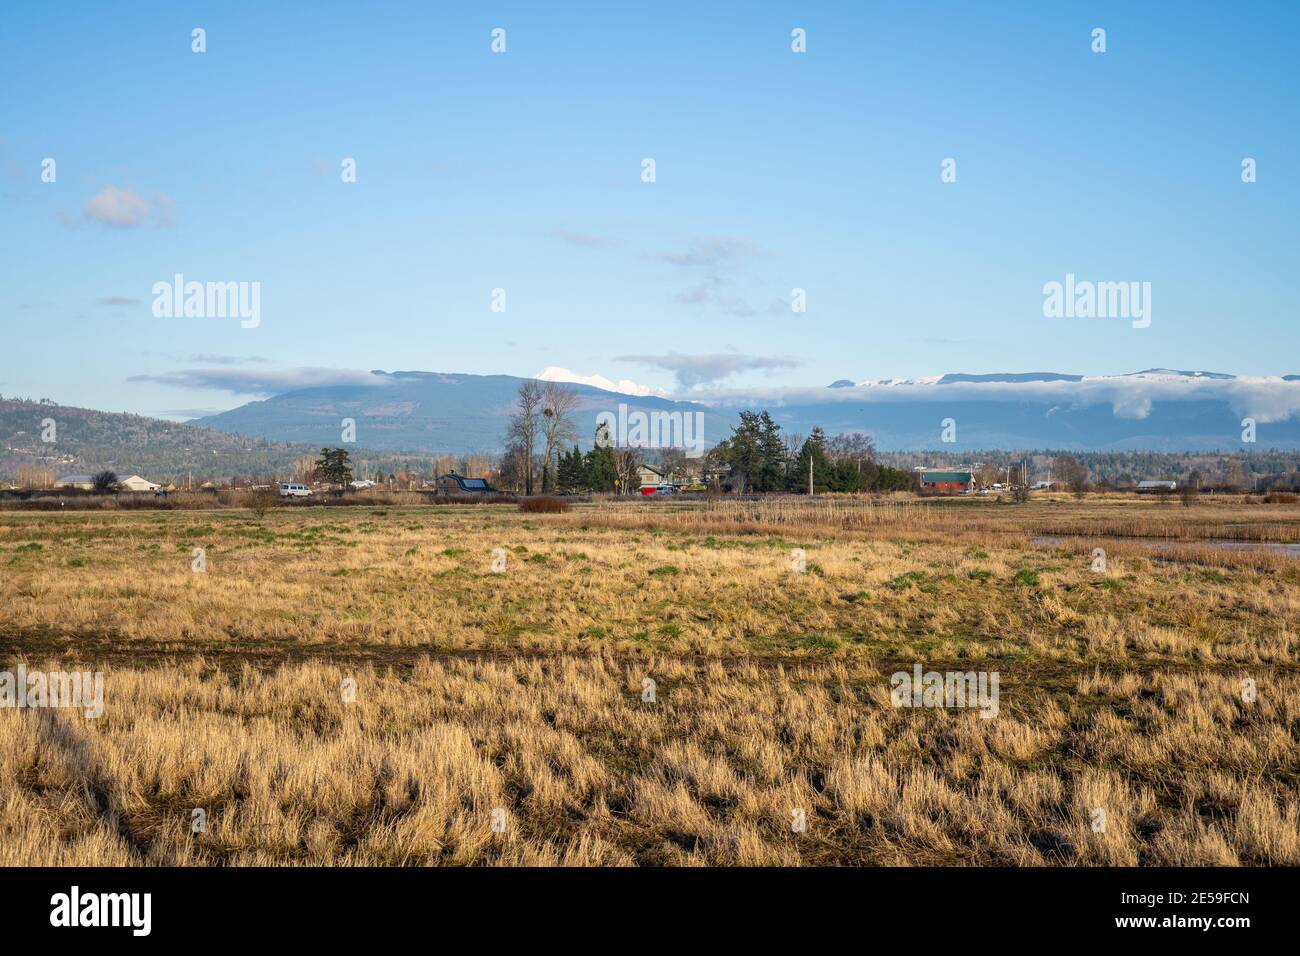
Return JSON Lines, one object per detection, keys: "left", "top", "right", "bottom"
{"left": 279, "top": 482, "right": 313, "bottom": 498}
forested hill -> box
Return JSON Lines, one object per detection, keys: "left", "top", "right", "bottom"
{"left": 0, "top": 398, "right": 434, "bottom": 482}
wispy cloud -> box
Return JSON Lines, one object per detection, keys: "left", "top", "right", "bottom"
{"left": 551, "top": 229, "right": 618, "bottom": 249}
{"left": 82, "top": 186, "right": 174, "bottom": 228}
{"left": 616, "top": 352, "right": 801, "bottom": 389}
{"left": 152, "top": 407, "right": 228, "bottom": 421}
{"left": 184, "top": 353, "right": 271, "bottom": 366}
{"left": 127, "top": 366, "right": 388, "bottom": 396}
{"left": 671, "top": 280, "right": 787, "bottom": 317}
{"left": 655, "top": 237, "right": 783, "bottom": 316}
{"left": 656, "top": 237, "right": 760, "bottom": 267}
{"left": 97, "top": 295, "right": 141, "bottom": 306}
{"left": 718, "top": 295, "right": 790, "bottom": 318}
{"left": 673, "top": 283, "right": 714, "bottom": 305}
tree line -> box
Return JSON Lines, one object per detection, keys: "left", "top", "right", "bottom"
{"left": 495, "top": 382, "right": 914, "bottom": 495}
{"left": 704, "top": 412, "right": 914, "bottom": 493}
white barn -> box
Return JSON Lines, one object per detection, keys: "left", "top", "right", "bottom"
{"left": 118, "top": 475, "right": 161, "bottom": 492}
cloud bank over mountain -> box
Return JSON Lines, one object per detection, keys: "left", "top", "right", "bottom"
{"left": 710, "top": 370, "right": 1300, "bottom": 425}
{"left": 176, "top": 367, "right": 1300, "bottom": 453}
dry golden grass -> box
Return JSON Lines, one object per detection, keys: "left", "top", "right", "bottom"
{"left": 582, "top": 493, "right": 1300, "bottom": 543}
{"left": 1, "top": 500, "right": 1297, "bottom": 663}
{"left": 1, "top": 498, "right": 1297, "bottom": 865}
{"left": 2, "top": 657, "right": 1295, "bottom": 866}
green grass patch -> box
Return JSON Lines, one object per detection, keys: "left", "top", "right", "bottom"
{"left": 802, "top": 634, "right": 842, "bottom": 652}
{"left": 887, "top": 570, "right": 927, "bottom": 590}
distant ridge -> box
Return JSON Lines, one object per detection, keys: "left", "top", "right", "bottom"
{"left": 194, "top": 371, "right": 732, "bottom": 454}
{"left": 186, "top": 368, "right": 1300, "bottom": 453}
{"left": 0, "top": 397, "right": 320, "bottom": 479}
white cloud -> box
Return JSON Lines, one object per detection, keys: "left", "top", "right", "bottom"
{"left": 128, "top": 367, "right": 389, "bottom": 396}
{"left": 83, "top": 186, "right": 173, "bottom": 228}
{"left": 703, "top": 372, "right": 1300, "bottom": 424}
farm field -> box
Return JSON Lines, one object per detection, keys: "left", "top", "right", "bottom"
{"left": 2, "top": 496, "right": 1298, "bottom": 866}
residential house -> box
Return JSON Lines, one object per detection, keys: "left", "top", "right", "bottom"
{"left": 636, "top": 463, "right": 666, "bottom": 491}
{"left": 435, "top": 472, "right": 497, "bottom": 494}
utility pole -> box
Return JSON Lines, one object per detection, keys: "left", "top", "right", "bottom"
{"left": 808, "top": 455, "right": 814, "bottom": 497}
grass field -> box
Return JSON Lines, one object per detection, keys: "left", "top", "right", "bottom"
{"left": 2, "top": 496, "right": 1298, "bottom": 865}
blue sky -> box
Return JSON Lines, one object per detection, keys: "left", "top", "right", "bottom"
{"left": 2, "top": 1, "right": 1297, "bottom": 418}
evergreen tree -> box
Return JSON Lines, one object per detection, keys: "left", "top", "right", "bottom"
{"left": 584, "top": 423, "right": 617, "bottom": 491}
{"left": 791, "top": 427, "right": 832, "bottom": 493}
{"left": 557, "top": 445, "right": 586, "bottom": 491}
{"left": 725, "top": 411, "right": 765, "bottom": 492}
{"left": 756, "top": 412, "right": 787, "bottom": 492}
{"left": 314, "top": 447, "right": 353, "bottom": 484}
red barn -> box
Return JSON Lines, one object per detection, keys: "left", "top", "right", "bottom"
{"left": 919, "top": 470, "right": 973, "bottom": 494}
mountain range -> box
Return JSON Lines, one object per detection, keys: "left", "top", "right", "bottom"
{"left": 193, "top": 372, "right": 734, "bottom": 454}
{"left": 190, "top": 368, "right": 1300, "bottom": 453}
{"left": 6, "top": 369, "right": 1300, "bottom": 484}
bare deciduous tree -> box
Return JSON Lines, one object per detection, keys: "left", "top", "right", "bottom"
{"left": 1052, "top": 454, "right": 1088, "bottom": 495}
{"left": 539, "top": 382, "right": 579, "bottom": 493}
{"left": 292, "top": 455, "right": 319, "bottom": 483}
{"left": 507, "top": 380, "right": 543, "bottom": 495}
{"left": 614, "top": 449, "right": 641, "bottom": 495}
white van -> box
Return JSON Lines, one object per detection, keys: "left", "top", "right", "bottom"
{"left": 279, "top": 482, "right": 313, "bottom": 498}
